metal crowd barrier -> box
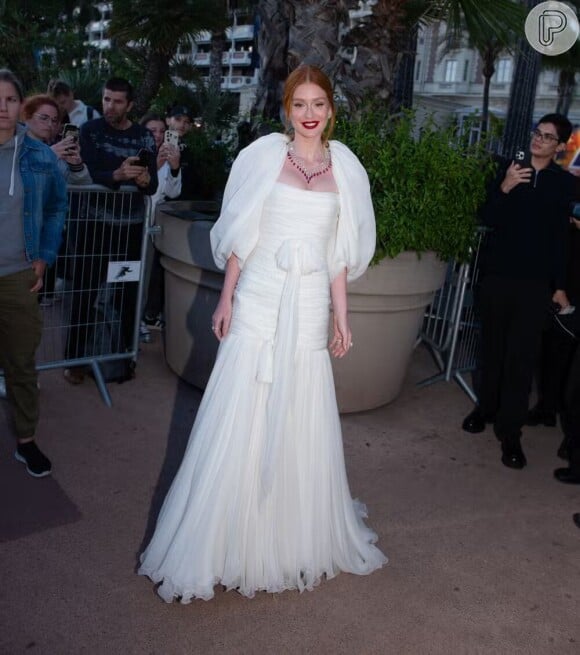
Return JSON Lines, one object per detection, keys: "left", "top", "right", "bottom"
{"left": 31, "top": 184, "right": 151, "bottom": 407}
{"left": 417, "top": 227, "right": 490, "bottom": 401}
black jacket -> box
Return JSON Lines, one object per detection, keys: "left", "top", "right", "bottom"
{"left": 481, "top": 158, "right": 576, "bottom": 290}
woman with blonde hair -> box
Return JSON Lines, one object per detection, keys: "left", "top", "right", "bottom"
{"left": 139, "top": 65, "right": 386, "bottom": 602}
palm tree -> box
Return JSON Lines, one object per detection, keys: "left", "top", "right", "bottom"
{"left": 252, "top": 0, "right": 291, "bottom": 121}
{"left": 0, "top": 0, "right": 96, "bottom": 90}
{"left": 438, "top": 1, "right": 525, "bottom": 135}
{"left": 542, "top": 0, "right": 580, "bottom": 117}
{"left": 501, "top": 0, "right": 543, "bottom": 158}
{"left": 108, "top": 0, "right": 228, "bottom": 115}
{"left": 553, "top": 44, "right": 580, "bottom": 116}
{"left": 253, "top": 0, "right": 528, "bottom": 117}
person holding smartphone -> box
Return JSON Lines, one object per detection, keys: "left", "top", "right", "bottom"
{"left": 139, "top": 112, "right": 182, "bottom": 335}
{"left": 461, "top": 114, "right": 576, "bottom": 470}
{"left": 20, "top": 95, "right": 92, "bottom": 184}
{"left": 64, "top": 77, "right": 157, "bottom": 384}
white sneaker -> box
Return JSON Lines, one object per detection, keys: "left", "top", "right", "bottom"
{"left": 139, "top": 321, "right": 152, "bottom": 343}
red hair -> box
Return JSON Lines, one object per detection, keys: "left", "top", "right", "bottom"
{"left": 20, "top": 94, "right": 60, "bottom": 121}
{"left": 283, "top": 65, "right": 335, "bottom": 142}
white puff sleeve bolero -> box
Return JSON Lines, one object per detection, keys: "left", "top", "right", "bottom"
{"left": 210, "top": 132, "right": 376, "bottom": 282}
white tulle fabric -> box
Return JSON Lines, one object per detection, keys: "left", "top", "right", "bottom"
{"left": 139, "top": 183, "right": 387, "bottom": 602}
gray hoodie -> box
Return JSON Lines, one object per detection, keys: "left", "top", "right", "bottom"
{"left": 0, "top": 123, "right": 27, "bottom": 277}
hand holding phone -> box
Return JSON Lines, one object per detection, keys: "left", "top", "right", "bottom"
{"left": 164, "top": 130, "right": 179, "bottom": 147}
{"left": 62, "top": 123, "right": 80, "bottom": 143}
{"left": 514, "top": 147, "right": 533, "bottom": 169}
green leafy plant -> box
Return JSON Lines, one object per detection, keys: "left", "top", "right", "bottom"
{"left": 181, "top": 128, "right": 232, "bottom": 202}
{"left": 336, "top": 109, "right": 495, "bottom": 263}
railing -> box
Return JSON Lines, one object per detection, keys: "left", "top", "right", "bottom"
{"left": 0, "top": 185, "right": 152, "bottom": 407}
{"left": 417, "top": 227, "right": 491, "bottom": 401}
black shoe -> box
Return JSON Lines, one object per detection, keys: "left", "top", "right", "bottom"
{"left": 525, "top": 405, "right": 556, "bottom": 427}
{"left": 462, "top": 408, "right": 490, "bottom": 434}
{"left": 14, "top": 441, "right": 52, "bottom": 478}
{"left": 554, "top": 467, "right": 580, "bottom": 484}
{"left": 573, "top": 513, "right": 580, "bottom": 529}
{"left": 501, "top": 440, "right": 527, "bottom": 469}
{"left": 557, "top": 436, "right": 571, "bottom": 461}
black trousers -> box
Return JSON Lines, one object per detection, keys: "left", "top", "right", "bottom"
{"left": 144, "top": 246, "right": 164, "bottom": 319}
{"left": 479, "top": 275, "right": 551, "bottom": 439}
{"left": 535, "top": 320, "right": 577, "bottom": 414}
{"left": 561, "top": 342, "right": 580, "bottom": 473}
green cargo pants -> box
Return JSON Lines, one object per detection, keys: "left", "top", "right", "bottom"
{"left": 0, "top": 268, "right": 42, "bottom": 439}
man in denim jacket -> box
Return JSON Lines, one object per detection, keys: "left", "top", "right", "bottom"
{"left": 0, "top": 69, "right": 67, "bottom": 477}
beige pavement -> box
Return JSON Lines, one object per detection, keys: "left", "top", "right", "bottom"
{"left": 1, "top": 339, "right": 578, "bottom": 655}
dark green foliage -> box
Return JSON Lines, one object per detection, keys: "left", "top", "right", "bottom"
{"left": 0, "top": 0, "right": 97, "bottom": 91}
{"left": 182, "top": 128, "right": 231, "bottom": 202}
{"left": 50, "top": 67, "right": 105, "bottom": 110}
{"left": 335, "top": 109, "right": 496, "bottom": 263}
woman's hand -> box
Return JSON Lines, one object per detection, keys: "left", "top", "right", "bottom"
{"left": 212, "top": 298, "right": 233, "bottom": 341}
{"left": 329, "top": 267, "right": 352, "bottom": 357}
{"left": 329, "top": 313, "right": 352, "bottom": 358}
{"left": 212, "top": 255, "right": 240, "bottom": 341}
{"left": 163, "top": 143, "right": 181, "bottom": 171}
{"left": 52, "top": 137, "right": 81, "bottom": 163}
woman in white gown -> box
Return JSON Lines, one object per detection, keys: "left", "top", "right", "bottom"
{"left": 139, "top": 65, "right": 387, "bottom": 602}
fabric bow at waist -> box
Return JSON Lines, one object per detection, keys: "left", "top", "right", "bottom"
{"left": 258, "top": 239, "right": 325, "bottom": 498}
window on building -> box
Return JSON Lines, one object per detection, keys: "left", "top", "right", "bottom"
{"left": 463, "top": 60, "right": 469, "bottom": 82}
{"left": 415, "top": 60, "right": 421, "bottom": 82}
{"left": 495, "top": 58, "right": 512, "bottom": 83}
{"left": 444, "top": 60, "right": 458, "bottom": 82}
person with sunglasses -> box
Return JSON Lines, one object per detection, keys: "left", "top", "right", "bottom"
{"left": 461, "top": 114, "right": 576, "bottom": 471}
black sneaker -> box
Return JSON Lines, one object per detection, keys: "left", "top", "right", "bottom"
{"left": 15, "top": 441, "right": 52, "bottom": 478}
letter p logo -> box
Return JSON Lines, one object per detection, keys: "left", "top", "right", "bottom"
{"left": 526, "top": 1, "right": 579, "bottom": 56}
{"left": 539, "top": 10, "right": 567, "bottom": 46}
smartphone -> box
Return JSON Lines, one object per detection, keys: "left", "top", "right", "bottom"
{"left": 62, "top": 123, "right": 80, "bottom": 143}
{"left": 136, "top": 148, "right": 150, "bottom": 167}
{"left": 514, "top": 147, "right": 532, "bottom": 169}
{"left": 164, "top": 129, "right": 179, "bottom": 147}
{"left": 570, "top": 202, "right": 580, "bottom": 219}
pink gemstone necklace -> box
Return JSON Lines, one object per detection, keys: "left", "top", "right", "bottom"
{"left": 287, "top": 142, "right": 332, "bottom": 184}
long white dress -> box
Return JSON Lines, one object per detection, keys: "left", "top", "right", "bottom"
{"left": 139, "top": 166, "right": 387, "bottom": 603}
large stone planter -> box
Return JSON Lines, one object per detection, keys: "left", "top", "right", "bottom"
{"left": 156, "top": 206, "right": 446, "bottom": 411}
{"left": 154, "top": 202, "right": 221, "bottom": 389}
{"left": 332, "top": 251, "right": 447, "bottom": 413}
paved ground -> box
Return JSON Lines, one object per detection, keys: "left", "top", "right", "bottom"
{"left": 1, "top": 339, "right": 579, "bottom": 655}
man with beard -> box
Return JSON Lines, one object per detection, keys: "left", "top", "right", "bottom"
{"left": 64, "top": 78, "right": 157, "bottom": 384}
